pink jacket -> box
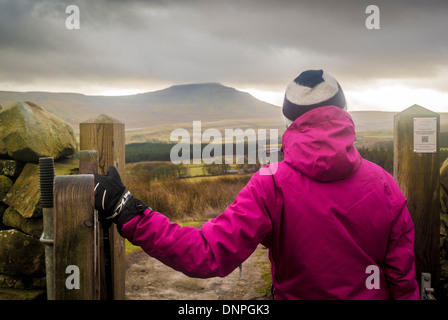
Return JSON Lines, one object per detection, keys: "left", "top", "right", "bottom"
{"left": 122, "top": 106, "right": 420, "bottom": 300}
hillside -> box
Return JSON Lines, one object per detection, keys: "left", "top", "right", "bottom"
{"left": 0, "top": 83, "right": 283, "bottom": 130}
{"left": 0, "top": 84, "right": 446, "bottom": 143}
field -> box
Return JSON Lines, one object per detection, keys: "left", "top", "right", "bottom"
{"left": 117, "top": 123, "right": 448, "bottom": 222}
{"left": 353, "top": 129, "right": 394, "bottom": 148}
{"left": 125, "top": 161, "right": 253, "bottom": 221}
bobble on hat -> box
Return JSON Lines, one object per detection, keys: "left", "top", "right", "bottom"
{"left": 282, "top": 70, "right": 347, "bottom": 127}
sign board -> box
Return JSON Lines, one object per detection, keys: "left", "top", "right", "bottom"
{"left": 414, "top": 117, "right": 437, "bottom": 153}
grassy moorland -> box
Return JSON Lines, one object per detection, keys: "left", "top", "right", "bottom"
{"left": 125, "top": 163, "right": 253, "bottom": 222}
{"left": 124, "top": 161, "right": 255, "bottom": 254}
{"left": 123, "top": 126, "right": 448, "bottom": 222}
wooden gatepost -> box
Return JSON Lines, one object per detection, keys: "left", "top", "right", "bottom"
{"left": 394, "top": 104, "right": 440, "bottom": 299}
{"left": 79, "top": 114, "right": 126, "bottom": 300}
{"left": 53, "top": 174, "right": 99, "bottom": 300}
{"left": 52, "top": 114, "right": 126, "bottom": 300}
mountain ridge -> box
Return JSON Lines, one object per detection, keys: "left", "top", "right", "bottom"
{"left": 0, "top": 83, "right": 283, "bottom": 130}
{"left": 0, "top": 83, "right": 446, "bottom": 140}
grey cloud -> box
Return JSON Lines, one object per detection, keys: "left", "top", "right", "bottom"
{"left": 0, "top": 0, "right": 447, "bottom": 92}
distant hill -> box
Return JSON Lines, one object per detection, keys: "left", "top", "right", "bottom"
{"left": 0, "top": 84, "right": 446, "bottom": 143}
{"left": 349, "top": 111, "right": 396, "bottom": 132}
{"left": 0, "top": 83, "right": 283, "bottom": 130}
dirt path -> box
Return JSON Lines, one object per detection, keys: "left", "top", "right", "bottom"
{"left": 125, "top": 244, "right": 271, "bottom": 300}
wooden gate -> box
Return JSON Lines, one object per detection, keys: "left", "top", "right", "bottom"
{"left": 49, "top": 114, "right": 126, "bottom": 300}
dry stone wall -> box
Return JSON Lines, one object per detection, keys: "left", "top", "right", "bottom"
{"left": 0, "top": 101, "right": 77, "bottom": 300}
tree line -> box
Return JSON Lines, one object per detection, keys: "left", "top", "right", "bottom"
{"left": 125, "top": 142, "right": 275, "bottom": 164}
{"left": 356, "top": 141, "right": 394, "bottom": 174}
{"left": 126, "top": 132, "right": 448, "bottom": 177}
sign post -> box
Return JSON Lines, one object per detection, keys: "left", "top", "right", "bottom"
{"left": 393, "top": 104, "right": 440, "bottom": 298}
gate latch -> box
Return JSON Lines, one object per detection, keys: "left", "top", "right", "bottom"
{"left": 421, "top": 272, "right": 436, "bottom": 300}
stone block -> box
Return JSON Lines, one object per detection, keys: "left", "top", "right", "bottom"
{"left": 3, "top": 163, "right": 41, "bottom": 218}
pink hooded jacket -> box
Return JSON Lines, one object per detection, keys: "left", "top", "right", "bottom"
{"left": 122, "top": 105, "right": 420, "bottom": 300}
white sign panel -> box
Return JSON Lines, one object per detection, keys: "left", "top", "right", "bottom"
{"left": 414, "top": 117, "right": 437, "bottom": 153}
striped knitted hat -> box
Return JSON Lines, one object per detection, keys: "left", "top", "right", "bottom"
{"left": 282, "top": 69, "right": 346, "bottom": 127}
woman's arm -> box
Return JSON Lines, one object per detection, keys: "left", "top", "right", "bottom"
{"left": 121, "top": 171, "right": 275, "bottom": 278}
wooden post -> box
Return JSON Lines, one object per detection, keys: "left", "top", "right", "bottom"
{"left": 79, "top": 115, "right": 126, "bottom": 300}
{"left": 53, "top": 175, "right": 99, "bottom": 300}
{"left": 79, "top": 150, "right": 99, "bottom": 175}
{"left": 394, "top": 104, "right": 440, "bottom": 297}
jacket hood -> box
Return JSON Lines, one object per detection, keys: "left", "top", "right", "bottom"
{"left": 282, "top": 105, "right": 361, "bottom": 182}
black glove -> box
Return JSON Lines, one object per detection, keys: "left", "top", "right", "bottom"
{"left": 93, "top": 166, "right": 149, "bottom": 229}
{"left": 93, "top": 166, "right": 126, "bottom": 217}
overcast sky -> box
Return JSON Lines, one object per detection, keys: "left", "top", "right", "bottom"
{"left": 0, "top": 0, "right": 447, "bottom": 112}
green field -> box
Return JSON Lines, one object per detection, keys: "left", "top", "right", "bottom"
{"left": 353, "top": 129, "right": 394, "bottom": 148}
{"left": 126, "top": 161, "right": 243, "bottom": 178}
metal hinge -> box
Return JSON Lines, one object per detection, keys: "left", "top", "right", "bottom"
{"left": 421, "top": 273, "right": 436, "bottom": 300}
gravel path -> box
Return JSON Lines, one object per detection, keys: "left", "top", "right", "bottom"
{"left": 125, "top": 244, "right": 271, "bottom": 300}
